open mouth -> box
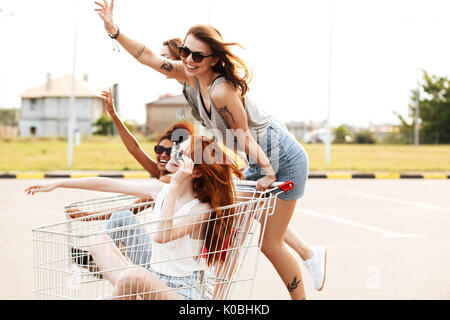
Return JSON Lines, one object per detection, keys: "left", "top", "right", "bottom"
{"left": 185, "top": 63, "right": 198, "bottom": 71}
{"left": 159, "top": 160, "right": 168, "bottom": 164}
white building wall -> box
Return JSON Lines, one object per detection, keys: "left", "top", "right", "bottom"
{"left": 20, "top": 97, "right": 102, "bottom": 137}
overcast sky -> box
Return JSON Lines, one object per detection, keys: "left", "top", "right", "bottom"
{"left": 1, "top": 0, "right": 449, "bottom": 127}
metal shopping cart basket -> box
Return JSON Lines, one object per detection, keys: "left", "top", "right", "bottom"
{"left": 32, "top": 180, "right": 294, "bottom": 300}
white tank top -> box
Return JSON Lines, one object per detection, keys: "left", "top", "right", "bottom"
{"left": 150, "top": 185, "right": 205, "bottom": 277}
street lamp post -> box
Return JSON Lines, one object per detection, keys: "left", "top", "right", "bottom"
{"left": 67, "top": 0, "right": 80, "bottom": 168}
{"left": 207, "top": 0, "right": 212, "bottom": 24}
{"left": 0, "top": 9, "right": 14, "bottom": 110}
{"left": 325, "top": 0, "right": 334, "bottom": 166}
{"left": 414, "top": 81, "right": 420, "bottom": 146}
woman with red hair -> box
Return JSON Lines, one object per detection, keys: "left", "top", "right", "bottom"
{"left": 26, "top": 136, "right": 243, "bottom": 300}
{"left": 94, "top": 1, "right": 326, "bottom": 299}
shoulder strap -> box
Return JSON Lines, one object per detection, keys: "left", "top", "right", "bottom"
{"left": 183, "top": 82, "right": 204, "bottom": 124}
{"left": 209, "top": 76, "right": 229, "bottom": 96}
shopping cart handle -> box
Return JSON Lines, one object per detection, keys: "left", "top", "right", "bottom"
{"left": 277, "top": 181, "right": 294, "bottom": 192}
{"left": 234, "top": 179, "right": 294, "bottom": 192}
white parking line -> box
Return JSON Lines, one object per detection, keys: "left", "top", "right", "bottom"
{"left": 296, "top": 208, "right": 418, "bottom": 238}
{"left": 347, "top": 191, "right": 449, "bottom": 211}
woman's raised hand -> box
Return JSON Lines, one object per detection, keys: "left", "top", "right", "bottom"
{"left": 25, "top": 181, "right": 59, "bottom": 195}
{"left": 101, "top": 88, "right": 117, "bottom": 117}
{"left": 171, "top": 154, "right": 194, "bottom": 186}
{"left": 94, "top": 0, "right": 116, "bottom": 34}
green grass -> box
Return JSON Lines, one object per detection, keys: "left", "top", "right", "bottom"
{"left": 303, "top": 144, "right": 450, "bottom": 172}
{"left": 0, "top": 136, "right": 157, "bottom": 172}
{"left": 1, "top": 137, "right": 449, "bottom": 172}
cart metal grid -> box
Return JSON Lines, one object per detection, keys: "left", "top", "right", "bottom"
{"left": 32, "top": 180, "right": 293, "bottom": 300}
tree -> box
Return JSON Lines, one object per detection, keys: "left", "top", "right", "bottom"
{"left": 418, "top": 71, "right": 450, "bottom": 143}
{"left": 354, "top": 129, "right": 377, "bottom": 144}
{"left": 92, "top": 114, "right": 135, "bottom": 136}
{"left": 92, "top": 114, "right": 113, "bottom": 135}
{"left": 0, "top": 108, "right": 19, "bottom": 125}
{"left": 332, "top": 124, "right": 352, "bottom": 143}
{"left": 397, "top": 70, "right": 450, "bottom": 144}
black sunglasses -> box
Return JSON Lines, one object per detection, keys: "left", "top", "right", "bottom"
{"left": 154, "top": 145, "right": 172, "bottom": 155}
{"left": 178, "top": 45, "right": 214, "bottom": 63}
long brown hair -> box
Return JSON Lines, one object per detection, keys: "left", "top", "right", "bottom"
{"left": 189, "top": 136, "right": 243, "bottom": 266}
{"left": 185, "top": 24, "right": 252, "bottom": 97}
{"left": 162, "top": 38, "right": 183, "bottom": 60}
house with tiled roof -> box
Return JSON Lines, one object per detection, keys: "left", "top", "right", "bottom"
{"left": 145, "top": 93, "right": 196, "bottom": 135}
{"left": 19, "top": 73, "right": 105, "bottom": 137}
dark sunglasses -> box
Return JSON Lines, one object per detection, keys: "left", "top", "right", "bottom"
{"left": 154, "top": 145, "right": 172, "bottom": 155}
{"left": 178, "top": 45, "right": 214, "bottom": 63}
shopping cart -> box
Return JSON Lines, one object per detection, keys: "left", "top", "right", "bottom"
{"left": 32, "top": 179, "right": 294, "bottom": 300}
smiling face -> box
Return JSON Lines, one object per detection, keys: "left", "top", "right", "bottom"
{"left": 181, "top": 34, "right": 218, "bottom": 77}
{"left": 155, "top": 138, "right": 173, "bottom": 173}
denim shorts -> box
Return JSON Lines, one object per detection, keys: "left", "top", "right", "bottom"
{"left": 243, "top": 120, "right": 309, "bottom": 201}
{"left": 106, "top": 210, "right": 204, "bottom": 300}
{"left": 148, "top": 268, "right": 204, "bottom": 300}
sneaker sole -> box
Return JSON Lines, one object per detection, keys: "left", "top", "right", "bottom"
{"left": 317, "top": 248, "right": 327, "bottom": 291}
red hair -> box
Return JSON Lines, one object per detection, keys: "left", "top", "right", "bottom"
{"left": 189, "top": 136, "right": 243, "bottom": 266}
{"left": 157, "top": 122, "right": 194, "bottom": 145}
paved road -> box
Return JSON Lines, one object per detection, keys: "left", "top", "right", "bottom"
{"left": 1, "top": 179, "right": 449, "bottom": 300}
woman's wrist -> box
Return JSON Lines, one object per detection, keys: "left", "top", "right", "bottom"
{"left": 53, "top": 180, "right": 63, "bottom": 189}
{"left": 265, "top": 173, "right": 276, "bottom": 179}
{"left": 107, "top": 24, "right": 118, "bottom": 37}
{"left": 260, "top": 164, "right": 276, "bottom": 176}
{"left": 110, "top": 111, "right": 119, "bottom": 119}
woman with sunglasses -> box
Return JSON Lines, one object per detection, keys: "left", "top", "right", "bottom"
{"left": 26, "top": 136, "right": 244, "bottom": 300}
{"left": 103, "top": 36, "right": 326, "bottom": 294}
{"left": 95, "top": 1, "right": 326, "bottom": 299}
{"left": 102, "top": 87, "right": 193, "bottom": 184}
{"left": 100, "top": 37, "right": 202, "bottom": 185}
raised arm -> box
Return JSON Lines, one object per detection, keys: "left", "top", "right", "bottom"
{"left": 95, "top": 0, "right": 189, "bottom": 84}
{"left": 101, "top": 89, "right": 161, "bottom": 178}
{"left": 25, "top": 177, "right": 163, "bottom": 199}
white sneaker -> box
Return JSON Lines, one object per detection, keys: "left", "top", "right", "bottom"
{"left": 303, "top": 246, "right": 327, "bottom": 291}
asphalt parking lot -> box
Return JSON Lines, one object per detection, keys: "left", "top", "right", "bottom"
{"left": 1, "top": 178, "right": 449, "bottom": 300}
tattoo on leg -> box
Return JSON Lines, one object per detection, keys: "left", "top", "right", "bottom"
{"left": 160, "top": 60, "right": 174, "bottom": 72}
{"left": 286, "top": 276, "right": 302, "bottom": 292}
{"left": 218, "top": 105, "right": 235, "bottom": 128}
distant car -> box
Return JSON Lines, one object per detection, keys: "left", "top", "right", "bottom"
{"left": 304, "top": 128, "right": 333, "bottom": 144}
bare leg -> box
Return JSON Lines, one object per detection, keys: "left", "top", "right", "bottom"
{"left": 87, "top": 234, "right": 131, "bottom": 285}
{"left": 260, "top": 198, "right": 306, "bottom": 300}
{"left": 246, "top": 190, "right": 313, "bottom": 261}
{"left": 87, "top": 234, "right": 182, "bottom": 300}
{"left": 113, "top": 267, "right": 182, "bottom": 300}
{"left": 284, "top": 226, "right": 313, "bottom": 261}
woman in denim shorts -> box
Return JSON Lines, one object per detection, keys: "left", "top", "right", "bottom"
{"left": 243, "top": 120, "right": 309, "bottom": 201}
{"left": 26, "top": 136, "right": 243, "bottom": 300}
{"left": 106, "top": 210, "right": 204, "bottom": 300}
{"left": 93, "top": 1, "right": 327, "bottom": 298}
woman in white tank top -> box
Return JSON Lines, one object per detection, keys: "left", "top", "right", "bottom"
{"left": 25, "top": 136, "right": 243, "bottom": 300}
{"left": 93, "top": 1, "right": 328, "bottom": 298}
